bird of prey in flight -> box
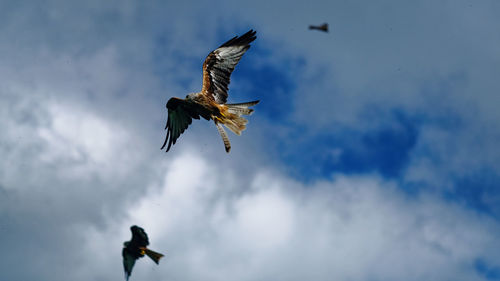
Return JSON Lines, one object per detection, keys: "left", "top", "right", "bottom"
{"left": 309, "top": 23, "right": 329, "bottom": 32}
{"left": 161, "top": 30, "right": 259, "bottom": 153}
{"left": 122, "top": 225, "right": 164, "bottom": 281}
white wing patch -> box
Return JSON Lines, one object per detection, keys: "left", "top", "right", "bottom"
{"left": 202, "top": 30, "right": 257, "bottom": 104}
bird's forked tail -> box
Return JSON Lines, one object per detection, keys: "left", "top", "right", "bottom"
{"left": 144, "top": 248, "right": 164, "bottom": 264}
{"left": 222, "top": 100, "right": 260, "bottom": 136}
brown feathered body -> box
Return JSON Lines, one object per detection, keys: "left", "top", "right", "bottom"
{"left": 161, "top": 30, "right": 259, "bottom": 153}
{"left": 186, "top": 93, "right": 254, "bottom": 135}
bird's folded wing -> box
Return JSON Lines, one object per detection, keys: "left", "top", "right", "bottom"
{"left": 201, "top": 30, "right": 257, "bottom": 104}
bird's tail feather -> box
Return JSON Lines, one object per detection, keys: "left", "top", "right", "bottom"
{"left": 145, "top": 248, "right": 164, "bottom": 264}
{"left": 223, "top": 116, "right": 247, "bottom": 136}
{"left": 222, "top": 100, "right": 259, "bottom": 136}
{"left": 226, "top": 100, "right": 259, "bottom": 116}
{"left": 215, "top": 121, "right": 231, "bottom": 153}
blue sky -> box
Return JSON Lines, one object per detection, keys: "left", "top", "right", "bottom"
{"left": 0, "top": 0, "right": 500, "bottom": 280}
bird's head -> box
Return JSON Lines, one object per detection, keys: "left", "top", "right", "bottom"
{"left": 186, "top": 93, "right": 197, "bottom": 100}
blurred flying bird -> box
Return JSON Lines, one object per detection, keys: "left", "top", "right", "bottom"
{"left": 122, "top": 225, "right": 164, "bottom": 281}
{"left": 161, "top": 30, "right": 260, "bottom": 153}
{"left": 309, "top": 23, "right": 328, "bottom": 32}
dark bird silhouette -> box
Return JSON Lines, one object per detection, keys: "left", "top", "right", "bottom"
{"left": 161, "top": 30, "right": 260, "bottom": 153}
{"left": 309, "top": 23, "right": 329, "bottom": 32}
{"left": 122, "top": 225, "right": 164, "bottom": 281}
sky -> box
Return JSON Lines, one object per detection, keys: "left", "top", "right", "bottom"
{"left": 1, "top": 0, "right": 500, "bottom": 280}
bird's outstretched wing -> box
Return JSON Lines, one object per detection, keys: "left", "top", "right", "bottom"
{"left": 122, "top": 248, "right": 137, "bottom": 281}
{"left": 130, "top": 225, "right": 149, "bottom": 246}
{"left": 201, "top": 30, "right": 257, "bottom": 104}
{"left": 161, "top": 98, "right": 209, "bottom": 152}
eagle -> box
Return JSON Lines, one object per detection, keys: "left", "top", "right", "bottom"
{"left": 122, "top": 225, "right": 164, "bottom": 281}
{"left": 161, "top": 30, "right": 259, "bottom": 153}
{"left": 309, "top": 23, "right": 329, "bottom": 32}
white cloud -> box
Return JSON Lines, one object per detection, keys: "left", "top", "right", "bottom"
{"left": 77, "top": 152, "right": 500, "bottom": 281}
{"left": 1, "top": 1, "right": 500, "bottom": 281}
{"left": 38, "top": 104, "right": 119, "bottom": 163}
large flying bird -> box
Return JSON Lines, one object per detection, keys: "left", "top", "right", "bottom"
{"left": 161, "top": 30, "right": 259, "bottom": 153}
{"left": 122, "top": 225, "right": 164, "bottom": 281}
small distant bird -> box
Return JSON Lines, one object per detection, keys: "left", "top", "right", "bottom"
{"left": 161, "top": 30, "right": 260, "bottom": 153}
{"left": 122, "top": 225, "right": 164, "bottom": 281}
{"left": 309, "top": 23, "right": 328, "bottom": 32}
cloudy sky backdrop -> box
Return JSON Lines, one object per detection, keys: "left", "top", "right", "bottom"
{"left": 1, "top": 0, "right": 500, "bottom": 280}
